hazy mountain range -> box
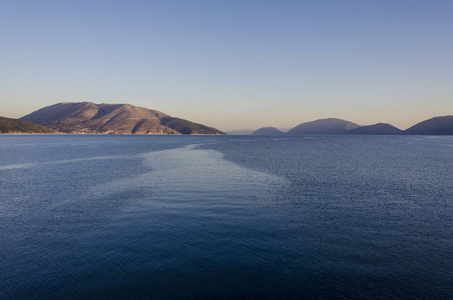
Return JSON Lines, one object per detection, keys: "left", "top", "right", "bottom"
{"left": 252, "top": 116, "right": 453, "bottom": 135}
{"left": 227, "top": 127, "right": 291, "bottom": 135}
{"left": 1, "top": 102, "right": 452, "bottom": 135}
{"left": 225, "top": 129, "right": 255, "bottom": 135}
{"left": 18, "top": 102, "right": 224, "bottom": 135}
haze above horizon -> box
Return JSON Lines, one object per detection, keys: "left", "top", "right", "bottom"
{"left": 1, "top": 0, "right": 452, "bottom": 131}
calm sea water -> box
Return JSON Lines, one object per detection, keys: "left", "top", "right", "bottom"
{"left": 0, "top": 135, "right": 452, "bottom": 299}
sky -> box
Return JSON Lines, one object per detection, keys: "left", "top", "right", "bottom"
{"left": 1, "top": 0, "right": 452, "bottom": 131}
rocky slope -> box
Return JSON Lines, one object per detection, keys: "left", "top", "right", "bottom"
{"left": 21, "top": 102, "right": 224, "bottom": 135}
{"left": 0, "top": 116, "right": 58, "bottom": 134}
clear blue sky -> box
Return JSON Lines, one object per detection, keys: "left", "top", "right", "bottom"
{"left": 1, "top": 0, "right": 452, "bottom": 130}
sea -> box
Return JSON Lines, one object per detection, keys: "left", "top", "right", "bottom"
{"left": 0, "top": 135, "right": 452, "bottom": 299}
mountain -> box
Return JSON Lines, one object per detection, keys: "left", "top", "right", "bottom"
{"left": 0, "top": 116, "right": 58, "bottom": 134}
{"left": 251, "top": 127, "right": 284, "bottom": 135}
{"left": 287, "top": 118, "right": 360, "bottom": 135}
{"left": 405, "top": 115, "right": 453, "bottom": 135}
{"left": 347, "top": 123, "right": 403, "bottom": 135}
{"left": 21, "top": 102, "right": 224, "bottom": 135}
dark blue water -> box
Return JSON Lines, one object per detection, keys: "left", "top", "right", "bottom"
{"left": 1, "top": 135, "right": 452, "bottom": 299}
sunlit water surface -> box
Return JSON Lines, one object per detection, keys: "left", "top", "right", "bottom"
{"left": 0, "top": 135, "right": 452, "bottom": 299}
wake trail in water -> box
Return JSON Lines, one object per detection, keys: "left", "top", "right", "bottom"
{"left": 88, "top": 144, "right": 289, "bottom": 204}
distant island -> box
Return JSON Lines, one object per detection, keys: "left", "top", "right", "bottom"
{"left": 17, "top": 102, "right": 224, "bottom": 135}
{"left": 251, "top": 127, "right": 284, "bottom": 135}
{"left": 286, "top": 118, "right": 360, "bottom": 135}
{"left": 405, "top": 116, "right": 453, "bottom": 135}
{"left": 225, "top": 129, "right": 255, "bottom": 135}
{"left": 252, "top": 116, "right": 453, "bottom": 135}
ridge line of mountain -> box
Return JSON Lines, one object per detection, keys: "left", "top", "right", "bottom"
{"left": 251, "top": 116, "right": 453, "bottom": 135}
